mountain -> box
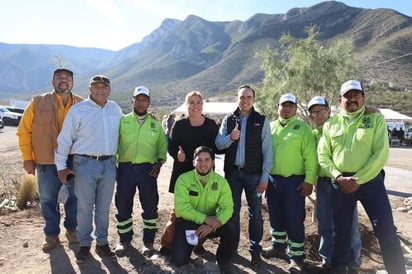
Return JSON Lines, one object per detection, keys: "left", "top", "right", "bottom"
{"left": 0, "top": 1, "right": 411, "bottom": 111}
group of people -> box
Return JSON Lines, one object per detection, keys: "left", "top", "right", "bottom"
{"left": 17, "top": 69, "right": 406, "bottom": 274}
{"left": 390, "top": 127, "right": 406, "bottom": 145}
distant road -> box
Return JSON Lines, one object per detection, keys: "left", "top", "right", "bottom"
{"left": 384, "top": 166, "right": 412, "bottom": 197}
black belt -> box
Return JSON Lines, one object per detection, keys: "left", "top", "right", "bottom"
{"left": 342, "top": 172, "right": 356, "bottom": 177}
{"left": 234, "top": 165, "right": 245, "bottom": 171}
{"left": 77, "top": 154, "right": 114, "bottom": 161}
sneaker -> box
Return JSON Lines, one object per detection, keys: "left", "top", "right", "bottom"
{"left": 95, "top": 244, "right": 115, "bottom": 258}
{"left": 317, "top": 263, "right": 332, "bottom": 273}
{"left": 115, "top": 241, "right": 131, "bottom": 256}
{"left": 142, "top": 242, "right": 155, "bottom": 257}
{"left": 288, "top": 259, "right": 304, "bottom": 274}
{"left": 193, "top": 244, "right": 206, "bottom": 256}
{"left": 261, "top": 246, "right": 288, "bottom": 261}
{"left": 76, "top": 246, "right": 91, "bottom": 263}
{"left": 65, "top": 229, "right": 79, "bottom": 244}
{"left": 159, "top": 246, "right": 170, "bottom": 256}
{"left": 42, "top": 236, "right": 59, "bottom": 251}
{"left": 251, "top": 252, "right": 262, "bottom": 268}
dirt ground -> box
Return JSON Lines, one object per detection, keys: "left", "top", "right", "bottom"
{"left": 0, "top": 125, "right": 412, "bottom": 274}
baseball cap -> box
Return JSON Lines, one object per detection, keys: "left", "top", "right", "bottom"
{"left": 340, "top": 80, "right": 363, "bottom": 96}
{"left": 308, "top": 96, "right": 329, "bottom": 111}
{"left": 278, "top": 93, "right": 297, "bottom": 105}
{"left": 53, "top": 68, "right": 73, "bottom": 77}
{"left": 133, "top": 86, "right": 150, "bottom": 97}
{"left": 89, "top": 75, "right": 110, "bottom": 86}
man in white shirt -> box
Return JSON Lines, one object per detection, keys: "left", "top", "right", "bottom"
{"left": 55, "top": 75, "right": 123, "bottom": 263}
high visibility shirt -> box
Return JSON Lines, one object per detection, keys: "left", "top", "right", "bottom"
{"left": 117, "top": 112, "right": 167, "bottom": 164}
{"left": 270, "top": 116, "right": 318, "bottom": 184}
{"left": 318, "top": 108, "right": 389, "bottom": 184}
{"left": 313, "top": 127, "right": 328, "bottom": 178}
{"left": 174, "top": 170, "right": 233, "bottom": 225}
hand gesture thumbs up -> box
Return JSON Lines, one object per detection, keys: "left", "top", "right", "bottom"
{"left": 177, "top": 145, "right": 186, "bottom": 162}
{"left": 230, "top": 122, "right": 240, "bottom": 141}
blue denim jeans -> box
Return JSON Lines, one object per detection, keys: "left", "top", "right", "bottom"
{"left": 225, "top": 170, "right": 263, "bottom": 254}
{"left": 73, "top": 155, "right": 116, "bottom": 247}
{"left": 331, "top": 173, "right": 405, "bottom": 273}
{"left": 37, "top": 161, "right": 77, "bottom": 237}
{"left": 316, "top": 177, "right": 361, "bottom": 268}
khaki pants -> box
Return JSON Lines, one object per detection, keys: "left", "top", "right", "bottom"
{"left": 160, "top": 209, "right": 176, "bottom": 249}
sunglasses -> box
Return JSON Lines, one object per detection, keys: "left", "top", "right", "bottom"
{"left": 91, "top": 76, "right": 110, "bottom": 85}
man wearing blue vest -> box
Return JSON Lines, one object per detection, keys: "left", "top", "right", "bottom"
{"left": 216, "top": 85, "right": 273, "bottom": 268}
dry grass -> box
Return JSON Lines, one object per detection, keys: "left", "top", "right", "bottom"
{"left": 16, "top": 174, "right": 38, "bottom": 209}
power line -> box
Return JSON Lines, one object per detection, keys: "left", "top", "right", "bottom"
{"left": 363, "top": 52, "right": 412, "bottom": 68}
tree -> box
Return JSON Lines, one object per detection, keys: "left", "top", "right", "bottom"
{"left": 257, "top": 26, "right": 357, "bottom": 121}
{"left": 49, "top": 54, "right": 67, "bottom": 68}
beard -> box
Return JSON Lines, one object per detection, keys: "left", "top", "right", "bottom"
{"left": 54, "top": 83, "right": 71, "bottom": 94}
{"left": 197, "top": 169, "right": 212, "bottom": 176}
{"left": 134, "top": 109, "right": 148, "bottom": 116}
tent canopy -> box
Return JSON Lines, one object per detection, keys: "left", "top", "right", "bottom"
{"left": 173, "top": 102, "right": 237, "bottom": 116}
{"left": 379, "top": 108, "right": 412, "bottom": 121}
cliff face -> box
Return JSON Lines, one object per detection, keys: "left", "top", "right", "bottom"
{"left": 1, "top": 1, "right": 411, "bottom": 103}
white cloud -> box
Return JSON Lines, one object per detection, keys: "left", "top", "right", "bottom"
{"left": 85, "top": 0, "right": 124, "bottom": 25}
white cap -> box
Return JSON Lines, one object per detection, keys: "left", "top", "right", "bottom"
{"left": 133, "top": 86, "right": 150, "bottom": 97}
{"left": 308, "top": 96, "right": 329, "bottom": 111}
{"left": 340, "top": 80, "right": 363, "bottom": 96}
{"left": 278, "top": 93, "right": 297, "bottom": 105}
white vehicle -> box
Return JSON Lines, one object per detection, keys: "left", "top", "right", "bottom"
{"left": 0, "top": 118, "right": 4, "bottom": 131}
{"left": 0, "top": 106, "right": 22, "bottom": 126}
{"left": 405, "top": 128, "right": 412, "bottom": 140}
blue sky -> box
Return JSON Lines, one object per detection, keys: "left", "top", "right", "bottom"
{"left": 0, "top": 0, "right": 410, "bottom": 51}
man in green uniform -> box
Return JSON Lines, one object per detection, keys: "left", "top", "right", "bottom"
{"left": 115, "top": 86, "right": 167, "bottom": 256}
{"left": 172, "top": 146, "right": 235, "bottom": 273}
{"left": 318, "top": 80, "right": 405, "bottom": 274}
{"left": 308, "top": 96, "right": 361, "bottom": 272}
{"left": 262, "top": 93, "right": 317, "bottom": 273}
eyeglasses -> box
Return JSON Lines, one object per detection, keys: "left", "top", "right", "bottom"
{"left": 91, "top": 76, "right": 110, "bottom": 84}
{"left": 309, "top": 109, "right": 328, "bottom": 116}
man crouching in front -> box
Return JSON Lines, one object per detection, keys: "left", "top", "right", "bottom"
{"left": 172, "top": 146, "right": 235, "bottom": 273}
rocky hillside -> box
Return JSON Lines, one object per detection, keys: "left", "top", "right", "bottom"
{"left": 0, "top": 1, "right": 411, "bottom": 111}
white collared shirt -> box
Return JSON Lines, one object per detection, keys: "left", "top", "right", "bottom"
{"left": 55, "top": 97, "right": 123, "bottom": 170}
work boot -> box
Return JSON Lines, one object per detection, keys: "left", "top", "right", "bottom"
{"left": 115, "top": 240, "right": 131, "bottom": 256}
{"left": 159, "top": 246, "right": 170, "bottom": 256}
{"left": 95, "top": 244, "right": 115, "bottom": 258}
{"left": 142, "top": 242, "right": 155, "bottom": 257}
{"left": 76, "top": 246, "right": 91, "bottom": 263}
{"left": 65, "top": 229, "right": 79, "bottom": 244}
{"left": 288, "top": 259, "right": 305, "bottom": 274}
{"left": 251, "top": 252, "right": 263, "bottom": 268}
{"left": 261, "top": 246, "right": 289, "bottom": 261}
{"left": 193, "top": 244, "right": 206, "bottom": 255}
{"left": 42, "top": 236, "right": 59, "bottom": 251}
{"left": 218, "top": 262, "right": 233, "bottom": 273}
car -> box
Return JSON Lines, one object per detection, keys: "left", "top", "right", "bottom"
{"left": 0, "top": 118, "right": 4, "bottom": 131}
{"left": 5, "top": 106, "right": 25, "bottom": 114}
{"left": 405, "top": 128, "right": 412, "bottom": 140}
{"left": 0, "top": 106, "right": 22, "bottom": 126}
